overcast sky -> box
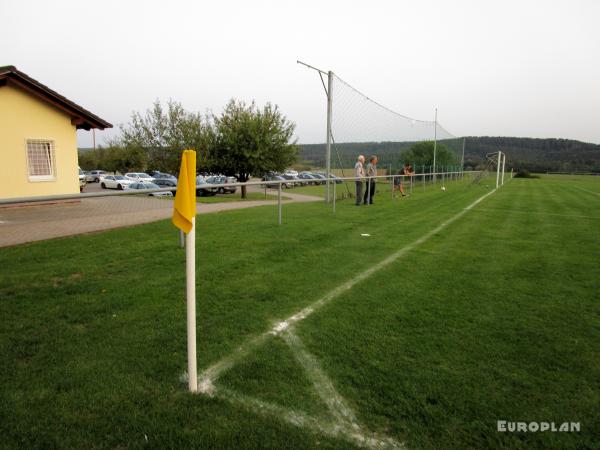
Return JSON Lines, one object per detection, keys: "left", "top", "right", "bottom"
{"left": 2, "top": 0, "right": 599, "bottom": 147}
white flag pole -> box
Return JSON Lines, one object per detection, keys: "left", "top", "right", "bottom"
{"left": 186, "top": 217, "right": 198, "bottom": 392}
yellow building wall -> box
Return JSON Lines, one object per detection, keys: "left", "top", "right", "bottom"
{"left": 0, "top": 84, "right": 80, "bottom": 199}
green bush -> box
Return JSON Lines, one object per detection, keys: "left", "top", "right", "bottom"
{"left": 514, "top": 168, "right": 539, "bottom": 178}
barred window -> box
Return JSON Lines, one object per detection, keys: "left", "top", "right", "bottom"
{"left": 26, "top": 139, "right": 56, "bottom": 180}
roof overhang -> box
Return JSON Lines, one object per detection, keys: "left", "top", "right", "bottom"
{"left": 0, "top": 66, "right": 112, "bottom": 130}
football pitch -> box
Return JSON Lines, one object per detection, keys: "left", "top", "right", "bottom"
{"left": 1, "top": 174, "right": 598, "bottom": 449}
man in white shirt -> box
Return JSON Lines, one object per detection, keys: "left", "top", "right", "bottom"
{"left": 354, "top": 155, "right": 366, "bottom": 205}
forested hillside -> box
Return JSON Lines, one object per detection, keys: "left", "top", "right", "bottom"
{"left": 298, "top": 137, "right": 600, "bottom": 173}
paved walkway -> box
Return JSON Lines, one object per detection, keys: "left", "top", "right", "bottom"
{"left": 0, "top": 190, "right": 321, "bottom": 247}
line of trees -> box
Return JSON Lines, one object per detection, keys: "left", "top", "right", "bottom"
{"left": 79, "top": 99, "right": 299, "bottom": 197}
{"left": 298, "top": 140, "right": 460, "bottom": 170}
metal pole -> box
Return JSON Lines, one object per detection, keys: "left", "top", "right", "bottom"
{"left": 325, "top": 71, "right": 333, "bottom": 203}
{"left": 389, "top": 164, "right": 393, "bottom": 199}
{"left": 496, "top": 151, "right": 502, "bottom": 189}
{"left": 278, "top": 183, "right": 282, "bottom": 225}
{"left": 186, "top": 218, "right": 197, "bottom": 393}
{"left": 422, "top": 165, "right": 425, "bottom": 192}
{"left": 461, "top": 138, "right": 465, "bottom": 179}
{"left": 333, "top": 179, "right": 336, "bottom": 214}
{"left": 501, "top": 154, "right": 506, "bottom": 185}
{"left": 433, "top": 108, "right": 438, "bottom": 184}
{"left": 179, "top": 230, "right": 185, "bottom": 248}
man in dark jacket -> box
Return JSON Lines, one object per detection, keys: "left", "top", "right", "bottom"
{"left": 363, "top": 155, "right": 378, "bottom": 205}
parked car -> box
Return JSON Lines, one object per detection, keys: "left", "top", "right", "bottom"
{"left": 282, "top": 173, "right": 302, "bottom": 186}
{"left": 151, "top": 171, "right": 177, "bottom": 181}
{"left": 310, "top": 173, "right": 327, "bottom": 185}
{"left": 297, "top": 172, "right": 318, "bottom": 185}
{"left": 85, "top": 170, "right": 107, "bottom": 182}
{"left": 262, "top": 174, "right": 292, "bottom": 189}
{"left": 153, "top": 178, "right": 178, "bottom": 194}
{"left": 196, "top": 175, "right": 218, "bottom": 197}
{"left": 128, "top": 182, "right": 173, "bottom": 197}
{"left": 206, "top": 176, "right": 237, "bottom": 194}
{"left": 315, "top": 172, "right": 344, "bottom": 184}
{"left": 78, "top": 167, "right": 86, "bottom": 192}
{"left": 100, "top": 175, "right": 134, "bottom": 190}
{"left": 125, "top": 172, "right": 155, "bottom": 183}
{"left": 284, "top": 169, "right": 299, "bottom": 177}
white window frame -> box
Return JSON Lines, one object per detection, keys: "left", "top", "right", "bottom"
{"left": 25, "top": 138, "right": 57, "bottom": 182}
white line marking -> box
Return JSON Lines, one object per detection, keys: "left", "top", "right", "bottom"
{"left": 218, "top": 386, "right": 403, "bottom": 449}
{"left": 475, "top": 207, "right": 600, "bottom": 220}
{"left": 199, "top": 188, "right": 496, "bottom": 388}
{"left": 282, "top": 330, "right": 358, "bottom": 425}
{"left": 217, "top": 330, "right": 405, "bottom": 449}
{"left": 196, "top": 188, "right": 497, "bottom": 447}
{"left": 574, "top": 186, "right": 600, "bottom": 196}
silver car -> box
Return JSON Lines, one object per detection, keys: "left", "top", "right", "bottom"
{"left": 128, "top": 182, "right": 173, "bottom": 197}
{"left": 85, "top": 170, "right": 107, "bottom": 183}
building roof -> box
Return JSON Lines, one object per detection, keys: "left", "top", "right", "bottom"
{"left": 0, "top": 65, "right": 112, "bottom": 130}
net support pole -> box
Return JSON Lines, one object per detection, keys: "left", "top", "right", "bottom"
{"left": 433, "top": 108, "right": 438, "bottom": 184}
{"left": 186, "top": 218, "right": 198, "bottom": 393}
{"left": 332, "top": 179, "right": 336, "bottom": 214}
{"left": 461, "top": 138, "right": 466, "bottom": 179}
{"left": 278, "top": 183, "right": 282, "bottom": 225}
{"left": 496, "top": 151, "right": 502, "bottom": 189}
{"left": 501, "top": 153, "right": 506, "bottom": 185}
{"left": 325, "top": 71, "right": 333, "bottom": 203}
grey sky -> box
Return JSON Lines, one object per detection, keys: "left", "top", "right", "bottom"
{"left": 2, "top": 0, "right": 599, "bottom": 147}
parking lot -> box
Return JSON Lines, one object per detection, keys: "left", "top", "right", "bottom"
{"left": 0, "top": 183, "right": 321, "bottom": 247}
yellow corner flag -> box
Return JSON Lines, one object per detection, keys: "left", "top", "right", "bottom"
{"left": 172, "top": 150, "right": 196, "bottom": 233}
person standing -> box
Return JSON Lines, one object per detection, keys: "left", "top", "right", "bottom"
{"left": 354, "top": 155, "right": 366, "bottom": 205}
{"left": 395, "top": 163, "right": 414, "bottom": 197}
{"left": 363, "top": 155, "right": 378, "bottom": 205}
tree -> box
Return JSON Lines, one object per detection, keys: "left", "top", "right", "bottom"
{"left": 400, "top": 141, "right": 457, "bottom": 169}
{"left": 118, "top": 100, "right": 212, "bottom": 174}
{"left": 210, "top": 100, "right": 298, "bottom": 197}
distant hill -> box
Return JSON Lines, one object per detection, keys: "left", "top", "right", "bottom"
{"left": 297, "top": 137, "right": 600, "bottom": 173}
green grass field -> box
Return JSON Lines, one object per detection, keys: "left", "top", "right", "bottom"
{"left": 1, "top": 175, "right": 599, "bottom": 449}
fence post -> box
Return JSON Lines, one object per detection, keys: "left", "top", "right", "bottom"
{"left": 278, "top": 182, "right": 282, "bottom": 225}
